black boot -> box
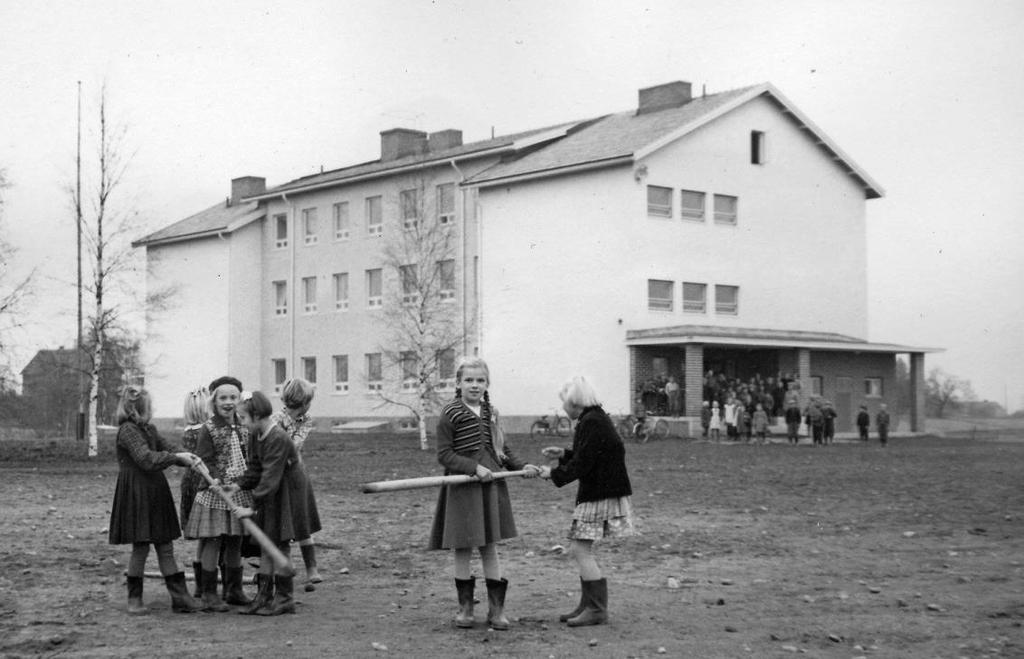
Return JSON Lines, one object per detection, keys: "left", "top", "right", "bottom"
{"left": 567, "top": 578, "right": 607, "bottom": 627}
{"left": 257, "top": 575, "right": 295, "bottom": 616}
{"left": 126, "top": 576, "right": 146, "bottom": 615}
{"left": 164, "top": 572, "right": 203, "bottom": 613}
{"left": 223, "top": 566, "right": 252, "bottom": 606}
{"left": 485, "top": 578, "right": 510, "bottom": 630}
{"left": 454, "top": 578, "right": 475, "bottom": 628}
{"left": 239, "top": 573, "right": 274, "bottom": 615}
{"left": 191, "top": 561, "right": 203, "bottom": 598}
{"left": 200, "top": 568, "right": 229, "bottom": 612}
{"left": 559, "top": 578, "right": 586, "bottom": 622}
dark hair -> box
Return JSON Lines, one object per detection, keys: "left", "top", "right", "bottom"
{"left": 116, "top": 385, "right": 152, "bottom": 425}
{"left": 240, "top": 390, "right": 274, "bottom": 420}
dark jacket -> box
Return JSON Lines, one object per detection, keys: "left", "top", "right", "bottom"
{"left": 550, "top": 406, "right": 632, "bottom": 505}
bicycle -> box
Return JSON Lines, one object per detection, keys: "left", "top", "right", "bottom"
{"left": 530, "top": 409, "right": 572, "bottom": 439}
{"left": 616, "top": 413, "right": 669, "bottom": 443}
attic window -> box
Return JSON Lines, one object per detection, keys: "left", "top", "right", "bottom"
{"left": 751, "top": 131, "right": 766, "bottom": 165}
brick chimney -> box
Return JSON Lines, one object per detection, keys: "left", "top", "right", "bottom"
{"left": 637, "top": 81, "right": 693, "bottom": 115}
{"left": 231, "top": 176, "right": 266, "bottom": 205}
{"left": 427, "top": 129, "right": 463, "bottom": 152}
{"left": 380, "top": 128, "right": 428, "bottom": 161}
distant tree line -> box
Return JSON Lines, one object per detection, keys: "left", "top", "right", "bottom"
{"left": 893, "top": 358, "right": 1007, "bottom": 419}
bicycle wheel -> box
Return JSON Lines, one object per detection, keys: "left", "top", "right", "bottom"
{"left": 633, "top": 422, "right": 648, "bottom": 444}
{"left": 651, "top": 419, "right": 669, "bottom": 440}
{"left": 530, "top": 421, "right": 547, "bottom": 439}
{"left": 555, "top": 416, "right": 572, "bottom": 437}
{"left": 616, "top": 416, "right": 636, "bottom": 440}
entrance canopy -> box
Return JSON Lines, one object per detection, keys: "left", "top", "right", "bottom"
{"left": 625, "top": 324, "right": 940, "bottom": 354}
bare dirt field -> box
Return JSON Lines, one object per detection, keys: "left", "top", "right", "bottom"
{"left": 1, "top": 429, "right": 1022, "bottom": 658}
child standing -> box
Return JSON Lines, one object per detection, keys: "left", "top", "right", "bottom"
{"left": 233, "top": 391, "right": 321, "bottom": 616}
{"left": 428, "top": 357, "right": 540, "bottom": 630}
{"left": 876, "top": 404, "right": 891, "bottom": 446}
{"left": 751, "top": 403, "right": 770, "bottom": 444}
{"left": 271, "top": 378, "right": 323, "bottom": 592}
{"left": 108, "top": 386, "right": 202, "bottom": 614}
{"left": 540, "top": 376, "right": 634, "bottom": 627}
{"left": 708, "top": 401, "right": 722, "bottom": 441}
{"left": 179, "top": 387, "right": 209, "bottom": 598}
{"left": 856, "top": 404, "right": 871, "bottom": 442}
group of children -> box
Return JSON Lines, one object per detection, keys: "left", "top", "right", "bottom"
{"left": 701, "top": 399, "right": 773, "bottom": 443}
{"left": 108, "top": 376, "right": 322, "bottom": 616}
{"left": 698, "top": 396, "right": 894, "bottom": 445}
{"left": 108, "top": 358, "right": 635, "bottom": 630}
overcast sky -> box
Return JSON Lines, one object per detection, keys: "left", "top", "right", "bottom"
{"left": 1, "top": 0, "right": 1022, "bottom": 411}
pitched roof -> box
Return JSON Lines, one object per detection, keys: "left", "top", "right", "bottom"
{"left": 464, "top": 83, "right": 884, "bottom": 199}
{"left": 132, "top": 200, "right": 264, "bottom": 247}
{"left": 21, "top": 348, "right": 84, "bottom": 375}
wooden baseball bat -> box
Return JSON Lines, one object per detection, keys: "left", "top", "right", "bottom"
{"left": 191, "top": 460, "right": 296, "bottom": 578}
{"left": 361, "top": 470, "right": 529, "bottom": 494}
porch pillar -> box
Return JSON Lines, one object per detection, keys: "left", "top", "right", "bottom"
{"left": 909, "top": 352, "right": 926, "bottom": 432}
{"left": 797, "top": 348, "right": 811, "bottom": 407}
{"left": 684, "top": 344, "right": 704, "bottom": 416}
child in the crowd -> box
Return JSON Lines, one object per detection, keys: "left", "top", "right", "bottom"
{"left": 108, "top": 385, "right": 202, "bottom": 614}
{"left": 179, "top": 387, "right": 209, "bottom": 598}
{"left": 271, "top": 378, "right": 322, "bottom": 592}
{"left": 540, "top": 376, "right": 634, "bottom": 627}
{"left": 427, "top": 357, "right": 541, "bottom": 630}
{"left": 856, "top": 404, "right": 871, "bottom": 442}
{"left": 785, "top": 400, "right": 803, "bottom": 444}
{"left": 751, "top": 403, "right": 770, "bottom": 444}
{"left": 183, "top": 376, "right": 253, "bottom": 612}
{"left": 233, "top": 391, "right": 322, "bottom": 616}
{"left": 876, "top": 403, "right": 891, "bottom": 446}
{"left": 738, "top": 405, "right": 752, "bottom": 442}
{"left": 700, "top": 401, "right": 712, "bottom": 438}
{"left": 708, "top": 401, "right": 722, "bottom": 441}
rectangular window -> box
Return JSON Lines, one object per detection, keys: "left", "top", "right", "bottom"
{"left": 400, "top": 351, "right": 417, "bottom": 390}
{"left": 713, "top": 194, "right": 738, "bottom": 225}
{"left": 437, "top": 259, "right": 455, "bottom": 301}
{"left": 302, "top": 276, "right": 317, "bottom": 313}
{"left": 437, "top": 183, "right": 455, "bottom": 225}
{"left": 332, "top": 355, "right": 349, "bottom": 393}
{"left": 715, "top": 284, "right": 739, "bottom": 315}
{"left": 274, "top": 215, "right": 288, "bottom": 248}
{"left": 436, "top": 348, "right": 455, "bottom": 389}
{"left": 400, "top": 265, "right": 419, "bottom": 305}
{"left": 647, "top": 279, "right": 674, "bottom": 311}
{"left": 400, "top": 189, "right": 419, "bottom": 229}
{"left": 751, "top": 130, "right": 766, "bottom": 164}
{"left": 333, "top": 202, "right": 350, "bottom": 240}
{"left": 302, "top": 208, "right": 318, "bottom": 245}
{"left": 366, "top": 268, "right": 382, "bottom": 308}
{"left": 273, "top": 280, "right": 288, "bottom": 316}
{"left": 333, "top": 272, "right": 349, "bottom": 311}
{"left": 647, "top": 185, "right": 672, "bottom": 218}
{"left": 864, "top": 377, "right": 883, "bottom": 398}
{"left": 810, "top": 375, "right": 822, "bottom": 396}
{"left": 366, "top": 196, "right": 382, "bottom": 236}
{"left": 272, "top": 359, "right": 287, "bottom": 393}
{"left": 301, "top": 356, "right": 317, "bottom": 384}
{"left": 365, "top": 353, "right": 382, "bottom": 392}
{"left": 680, "top": 190, "right": 706, "bottom": 221}
{"left": 682, "top": 282, "right": 707, "bottom": 313}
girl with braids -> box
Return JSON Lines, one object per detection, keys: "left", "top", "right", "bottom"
{"left": 427, "top": 357, "right": 541, "bottom": 630}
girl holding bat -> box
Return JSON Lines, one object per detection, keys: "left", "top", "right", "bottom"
{"left": 108, "top": 385, "right": 202, "bottom": 614}
{"left": 178, "top": 386, "right": 209, "bottom": 597}
{"left": 427, "top": 357, "right": 541, "bottom": 630}
{"left": 539, "top": 376, "right": 634, "bottom": 627}
{"left": 232, "top": 390, "right": 321, "bottom": 616}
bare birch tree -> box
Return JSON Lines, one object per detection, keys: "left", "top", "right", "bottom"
{"left": 0, "top": 168, "right": 35, "bottom": 389}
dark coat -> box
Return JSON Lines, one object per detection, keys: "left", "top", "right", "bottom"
{"left": 550, "top": 406, "right": 632, "bottom": 505}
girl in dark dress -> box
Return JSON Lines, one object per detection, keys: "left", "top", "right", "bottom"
{"left": 233, "top": 391, "right": 321, "bottom": 616}
{"left": 108, "top": 385, "right": 202, "bottom": 614}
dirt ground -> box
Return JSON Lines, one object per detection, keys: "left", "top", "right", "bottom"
{"left": 1, "top": 429, "right": 1022, "bottom": 659}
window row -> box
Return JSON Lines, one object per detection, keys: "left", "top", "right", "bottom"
{"left": 273, "top": 183, "right": 456, "bottom": 248}
{"left": 272, "top": 261, "right": 456, "bottom": 315}
{"left": 809, "top": 375, "right": 883, "bottom": 398}
{"left": 647, "top": 280, "right": 738, "bottom": 315}
{"left": 271, "top": 349, "right": 457, "bottom": 394}
{"left": 646, "top": 186, "right": 738, "bottom": 225}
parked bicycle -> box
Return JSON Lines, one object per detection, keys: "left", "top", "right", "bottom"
{"left": 616, "top": 413, "right": 669, "bottom": 443}
{"left": 530, "top": 409, "right": 572, "bottom": 438}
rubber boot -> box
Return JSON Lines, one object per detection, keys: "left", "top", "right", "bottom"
{"left": 126, "top": 576, "right": 146, "bottom": 615}
{"left": 454, "top": 578, "right": 475, "bottom": 628}
{"left": 301, "top": 543, "right": 322, "bottom": 591}
{"left": 223, "top": 566, "right": 252, "bottom": 606}
{"left": 567, "top": 578, "right": 608, "bottom": 627}
{"left": 257, "top": 575, "right": 296, "bottom": 616}
{"left": 164, "top": 572, "right": 203, "bottom": 613}
{"left": 239, "top": 573, "right": 274, "bottom": 615}
{"left": 559, "top": 578, "right": 586, "bottom": 622}
{"left": 485, "top": 578, "right": 510, "bottom": 630}
{"left": 200, "top": 568, "right": 229, "bottom": 612}
{"left": 191, "top": 561, "right": 203, "bottom": 597}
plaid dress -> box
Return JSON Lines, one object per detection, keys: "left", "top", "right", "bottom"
{"left": 178, "top": 423, "right": 204, "bottom": 528}
{"left": 184, "top": 415, "right": 253, "bottom": 539}
{"left": 108, "top": 422, "right": 182, "bottom": 545}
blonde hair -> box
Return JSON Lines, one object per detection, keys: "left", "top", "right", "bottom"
{"left": 559, "top": 376, "right": 601, "bottom": 409}
{"left": 182, "top": 387, "right": 209, "bottom": 425}
{"left": 281, "top": 377, "right": 316, "bottom": 410}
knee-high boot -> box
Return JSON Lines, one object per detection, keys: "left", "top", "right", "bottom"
{"left": 126, "top": 576, "right": 146, "bottom": 615}
{"left": 164, "top": 572, "right": 203, "bottom": 613}
{"left": 485, "top": 578, "right": 510, "bottom": 631}
{"left": 239, "top": 573, "right": 274, "bottom": 615}
{"left": 200, "top": 569, "right": 229, "bottom": 612}
{"left": 454, "top": 578, "right": 475, "bottom": 628}
{"left": 223, "top": 566, "right": 252, "bottom": 605}
{"left": 191, "top": 561, "right": 203, "bottom": 598}
{"left": 559, "top": 578, "right": 586, "bottom": 622}
{"left": 256, "top": 575, "right": 295, "bottom": 616}
{"left": 566, "top": 578, "right": 608, "bottom": 627}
